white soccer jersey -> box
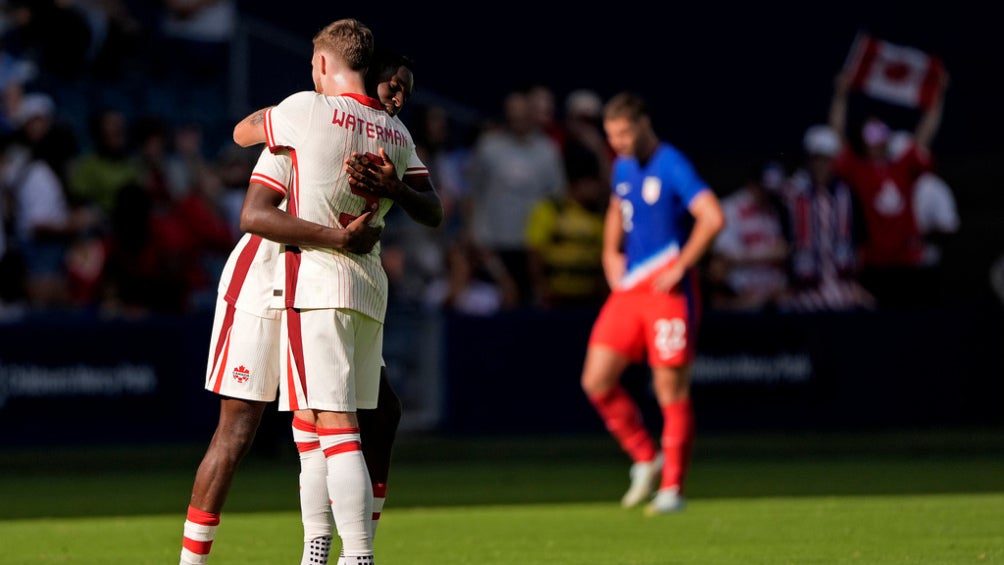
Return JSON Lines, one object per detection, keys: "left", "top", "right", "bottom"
{"left": 216, "top": 148, "right": 291, "bottom": 317}
{"left": 263, "top": 90, "right": 419, "bottom": 322}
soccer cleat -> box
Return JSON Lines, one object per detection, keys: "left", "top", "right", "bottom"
{"left": 644, "top": 486, "right": 686, "bottom": 515}
{"left": 620, "top": 454, "right": 663, "bottom": 508}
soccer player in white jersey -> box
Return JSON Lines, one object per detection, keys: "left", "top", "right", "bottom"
{"left": 180, "top": 21, "right": 439, "bottom": 565}
{"left": 293, "top": 50, "right": 442, "bottom": 565}
{"left": 180, "top": 149, "right": 382, "bottom": 565}
{"left": 231, "top": 19, "right": 419, "bottom": 565}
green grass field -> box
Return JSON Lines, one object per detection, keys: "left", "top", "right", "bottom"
{"left": 2, "top": 429, "right": 1003, "bottom": 564}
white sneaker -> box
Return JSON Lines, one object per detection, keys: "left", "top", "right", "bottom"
{"left": 620, "top": 454, "right": 663, "bottom": 508}
{"left": 644, "top": 486, "right": 686, "bottom": 515}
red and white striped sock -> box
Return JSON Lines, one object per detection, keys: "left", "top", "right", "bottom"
{"left": 318, "top": 426, "right": 373, "bottom": 559}
{"left": 180, "top": 505, "right": 220, "bottom": 565}
{"left": 294, "top": 416, "right": 333, "bottom": 564}
{"left": 371, "top": 482, "right": 387, "bottom": 539}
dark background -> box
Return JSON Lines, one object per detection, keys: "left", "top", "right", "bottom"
{"left": 240, "top": 1, "right": 1003, "bottom": 160}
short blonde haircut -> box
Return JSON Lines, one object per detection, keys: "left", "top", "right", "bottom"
{"left": 312, "top": 18, "right": 374, "bottom": 71}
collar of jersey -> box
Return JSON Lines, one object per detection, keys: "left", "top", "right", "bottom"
{"left": 339, "top": 92, "right": 385, "bottom": 111}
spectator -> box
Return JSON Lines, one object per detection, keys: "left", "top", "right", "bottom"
{"left": 411, "top": 102, "right": 474, "bottom": 239}
{"left": 9, "top": 89, "right": 78, "bottom": 188}
{"left": 778, "top": 125, "right": 874, "bottom": 313}
{"left": 0, "top": 97, "right": 96, "bottom": 310}
{"left": 887, "top": 130, "right": 961, "bottom": 269}
{"left": 97, "top": 181, "right": 192, "bottom": 317}
{"left": 526, "top": 82, "right": 564, "bottom": 151}
{"left": 525, "top": 149, "right": 608, "bottom": 310}
{"left": 130, "top": 113, "right": 173, "bottom": 206}
{"left": 562, "top": 88, "right": 614, "bottom": 186}
{"left": 828, "top": 69, "right": 948, "bottom": 308}
{"left": 163, "top": 121, "right": 212, "bottom": 201}
{"left": 464, "top": 87, "right": 566, "bottom": 307}
{"left": 67, "top": 106, "right": 142, "bottom": 217}
{"left": 424, "top": 238, "right": 519, "bottom": 316}
{"left": 707, "top": 159, "right": 791, "bottom": 312}
{"left": 214, "top": 143, "right": 258, "bottom": 240}
{"left": 170, "top": 159, "right": 235, "bottom": 312}
{"left": 0, "top": 45, "right": 36, "bottom": 136}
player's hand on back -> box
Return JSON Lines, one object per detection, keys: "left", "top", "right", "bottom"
{"left": 343, "top": 211, "right": 382, "bottom": 254}
{"left": 345, "top": 148, "right": 401, "bottom": 199}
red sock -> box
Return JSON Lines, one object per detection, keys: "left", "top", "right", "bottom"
{"left": 660, "top": 398, "right": 695, "bottom": 492}
{"left": 589, "top": 386, "right": 657, "bottom": 463}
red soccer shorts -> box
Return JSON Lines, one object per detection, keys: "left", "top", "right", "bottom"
{"left": 588, "top": 289, "right": 697, "bottom": 367}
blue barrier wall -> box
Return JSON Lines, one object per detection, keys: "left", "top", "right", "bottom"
{"left": 1, "top": 305, "right": 1002, "bottom": 446}
{"left": 440, "top": 306, "right": 1004, "bottom": 434}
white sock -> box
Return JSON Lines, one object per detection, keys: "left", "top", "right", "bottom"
{"left": 301, "top": 536, "right": 333, "bottom": 565}
{"left": 318, "top": 426, "right": 373, "bottom": 558}
{"left": 294, "top": 416, "right": 333, "bottom": 564}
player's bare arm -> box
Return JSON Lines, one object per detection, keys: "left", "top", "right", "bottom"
{"left": 240, "top": 182, "right": 381, "bottom": 254}
{"left": 345, "top": 147, "right": 444, "bottom": 227}
{"left": 652, "top": 189, "right": 725, "bottom": 293}
{"left": 233, "top": 107, "right": 272, "bottom": 147}
{"left": 601, "top": 194, "right": 627, "bottom": 290}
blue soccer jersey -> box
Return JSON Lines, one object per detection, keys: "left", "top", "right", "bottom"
{"left": 611, "top": 142, "right": 709, "bottom": 290}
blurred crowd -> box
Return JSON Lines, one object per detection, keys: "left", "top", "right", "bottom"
{"left": 0, "top": 1, "right": 965, "bottom": 321}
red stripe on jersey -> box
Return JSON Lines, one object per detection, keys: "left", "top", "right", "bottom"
{"left": 322, "top": 441, "right": 362, "bottom": 458}
{"left": 250, "top": 173, "right": 287, "bottom": 196}
{"left": 283, "top": 247, "right": 301, "bottom": 308}
{"left": 317, "top": 427, "right": 361, "bottom": 435}
{"left": 182, "top": 537, "right": 214, "bottom": 555}
{"left": 286, "top": 307, "right": 309, "bottom": 408}
{"left": 186, "top": 505, "right": 221, "bottom": 526}
{"left": 283, "top": 149, "right": 302, "bottom": 308}
{"left": 210, "top": 304, "right": 235, "bottom": 394}
{"left": 295, "top": 441, "right": 321, "bottom": 453}
{"left": 403, "top": 167, "right": 429, "bottom": 178}
{"left": 223, "top": 235, "right": 263, "bottom": 305}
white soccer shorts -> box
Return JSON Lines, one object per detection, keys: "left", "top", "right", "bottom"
{"left": 278, "top": 307, "right": 383, "bottom": 413}
{"left": 204, "top": 297, "right": 282, "bottom": 402}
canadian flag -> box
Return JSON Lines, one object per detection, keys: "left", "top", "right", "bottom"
{"left": 844, "top": 33, "right": 946, "bottom": 109}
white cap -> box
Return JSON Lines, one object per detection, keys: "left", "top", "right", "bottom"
{"left": 565, "top": 89, "right": 602, "bottom": 119}
{"left": 14, "top": 92, "right": 54, "bottom": 127}
{"left": 803, "top": 124, "right": 840, "bottom": 157}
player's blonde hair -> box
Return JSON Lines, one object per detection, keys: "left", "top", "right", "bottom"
{"left": 312, "top": 18, "right": 373, "bottom": 71}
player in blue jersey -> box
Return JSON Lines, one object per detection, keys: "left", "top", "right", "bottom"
{"left": 580, "top": 91, "right": 725, "bottom": 515}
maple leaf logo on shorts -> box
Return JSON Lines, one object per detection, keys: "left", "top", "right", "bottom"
{"left": 232, "top": 365, "right": 250, "bottom": 384}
